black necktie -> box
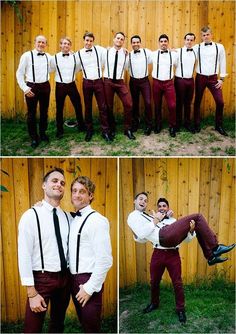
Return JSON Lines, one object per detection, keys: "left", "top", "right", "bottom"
{"left": 205, "top": 42, "right": 212, "bottom": 46}
{"left": 113, "top": 50, "right": 118, "bottom": 80}
{"left": 134, "top": 50, "right": 140, "bottom": 54}
{"left": 85, "top": 49, "right": 93, "bottom": 52}
{"left": 37, "top": 52, "right": 45, "bottom": 56}
{"left": 62, "top": 53, "right": 70, "bottom": 57}
{"left": 161, "top": 50, "right": 168, "bottom": 54}
{"left": 186, "top": 49, "right": 193, "bottom": 52}
{"left": 70, "top": 210, "right": 82, "bottom": 218}
{"left": 53, "top": 208, "right": 67, "bottom": 271}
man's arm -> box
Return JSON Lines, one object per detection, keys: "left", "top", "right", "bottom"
{"left": 16, "top": 52, "right": 32, "bottom": 95}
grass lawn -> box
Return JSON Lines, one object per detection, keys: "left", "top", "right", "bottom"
{"left": 119, "top": 277, "right": 235, "bottom": 333}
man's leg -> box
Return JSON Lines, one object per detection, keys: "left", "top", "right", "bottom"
{"left": 140, "top": 79, "right": 152, "bottom": 131}
{"left": 68, "top": 82, "right": 85, "bottom": 130}
{"left": 206, "top": 75, "right": 224, "bottom": 128}
{"left": 174, "top": 77, "right": 185, "bottom": 129}
{"left": 25, "top": 85, "right": 39, "bottom": 142}
{"left": 116, "top": 82, "right": 133, "bottom": 133}
{"left": 82, "top": 80, "right": 94, "bottom": 133}
{"left": 24, "top": 298, "right": 48, "bottom": 333}
{"left": 94, "top": 79, "right": 110, "bottom": 134}
{"left": 150, "top": 249, "right": 166, "bottom": 306}
{"left": 163, "top": 80, "right": 176, "bottom": 129}
{"left": 183, "top": 78, "right": 194, "bottom": 129}
{"left": 55, "top": 83, "right": 67, "bottom": 136}
{"left": 129, "top": 78, "right": 141, "bottom": 131}
{"left": 153, "top": 79, "right": 163, "bottom": 132}
{"left": 104, "top": 79, "right": 116, "bottom": 133}
{"left": 38, "top": 81, "right": 50, "bottom": 138}
{"left": 194, "top": 74, "right": 207, "bottom": 130}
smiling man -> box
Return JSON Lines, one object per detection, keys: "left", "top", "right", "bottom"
{"left": 69, "top": 176, "right": 113, "bottom": 333}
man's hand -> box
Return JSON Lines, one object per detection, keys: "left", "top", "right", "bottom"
{"left": 29, "top": 294, "right": 47, "bottom": 313}
{"left": 215, "top": 80, "right": 223, "bottom": 89}
{"left": 25, "top": 88, "right": 35, "bottom": 98}
{"left": 166, "top": 209, "right": 174, "bottom": 218}
{"left": 190, "top": 220, "right": 195, "bottom": 234}
{"left": 151, "top": 210, "right": 165, "bottom": 224}
{"left": 76, "top": 284, "right": 91, "bottom": 307}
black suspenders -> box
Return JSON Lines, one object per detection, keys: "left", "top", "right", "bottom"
{"left": 78, "top": 48, "right": 100, "bottom": 79}
{"left": 180, "top": 48, "right": 183, "bottom": 78}
{"left": 169, "top": 52, "right": 172, "bottom": 79}
{"left": 30, "top": 51, "right": 48, "bottom": 83}
{"left": 198, "top": 44, "right": 202, "bottom": 74}
{"left": 78, "top": 50, "right": 87, "bottom": 78}
{"left": 93, "top": 46, "right": 101, "bottom": 78}
{"left": 55, "top": 54, "right": 76, "bottom": 83}
{"left": 214, "top": 43, "right": 218, "bottom": 74}
{"left": 76, "top": 211, "right": 96, "bottom": 273}
{"left": 156, "top": 50, "right": 160, "bottom": 78}
{"left": 143, "top": 48, "right": 148, "bottom": 77}
{"left": 129, "top": 53, "right": 134, "bottom": 77}
{"left": 198, "top": 43, "right": 218, "bottom": 74}
{"left": 107, "top": 49, "right": 126, "bottom": 79}
{"left": 129, "top": 49, "right": 148, "bottom": 78}
{"left": 120, "top": 53, "right": 127, "bottom": 79}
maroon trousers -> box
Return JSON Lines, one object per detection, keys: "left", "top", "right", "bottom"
{"left": 174, "top": 77, "right": 194, "bottom": 128}
{"left": 153, "top": 78, "right": 176, "bottom": 128}
{"left": 150, "top": 249, "right": 185, "bottom": 311}
{"left": 194, "top": 74, "right": 224, "bottom": 127}
{"left": 129, "top": 77, "right": 152, "bottom": 129}
{"left": 82, "top": 78, "right": 110, "bottom": 133}
{"left": 159, "top": 213, "right": 218, "bottom": 259}
{"left": 55, "top": 81, "right": 84, "bottom": 134}
{"left": 71, "top": 273, "right": 103, "bottom": 333}
{"left": 24, "top": 270, "right": 70, "bottom": 333}
{"left": 25, "top": 81, "right": 50, "bottom": 140}
{"left": 104, "top": 78, "right": 133, "bottom": 132}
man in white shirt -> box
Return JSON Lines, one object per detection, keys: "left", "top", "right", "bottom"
{"left": 103, "top": 32, "right": 135, "bottom": 140}
{"left": 151, "top": 34, "right": 178, "bottom": 137}
{"left": 193, "top": 26, "right": 228, "bottom": 135}
{"left": 175, "top": 33, "right": 197, "bottom": 133}
{"left": 128, "top": 35, "right": 153, "bottom": 135}
{"left": 50, "top": 37, "right": 85, "bottom": 139}
{"left": 18, "top": 168, "right": 70, "bottom": 333}
{"left": 69, "top": 176, "right": 113, "bottom": 333}
{"left": 16, "top": 35, "right": 51, "bottom": 148}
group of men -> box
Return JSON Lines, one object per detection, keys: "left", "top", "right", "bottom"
{"left": 16, "top": 26, "right": 228, "bottom": 148}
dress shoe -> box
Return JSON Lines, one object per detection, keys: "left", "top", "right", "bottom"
{"left": 184, "top": 125, "right": 195, "bottom": 134}
{"left": 215, "top": 126, "right": 228, "bottom": 136}
{"left": 208, "top": 256, "right": 228, "bottom": 266}
{"left": 194, "top": 125, "right": 201, "bottom": 133}
{"left": 102, "top": 132, "right": 113, "bottom": 142}
{"left": 213, "top": 243, "right": 235, "bottom": 257}
{"left": 144, "top": 127, "right": 152, "bottom": 136}
{"left": 40, "top": 134, "right": 49, "bottom": 142}
{"left": 154, "top": 126, "right": 162, "bottom": 134}
{"left": 169, "top": 127, "right": 176, "bottom": 137}
{"left": 78, "top": 125, "right": 86, "bottom": 132}
{"left": 124, "top": 130, "right": 136, "bottom": 140}
{"left": 143, "top": 303, "right": 158, "bottom": 314}
{"left": 56, "top": 132, "right": 63, "bottom": 139}
{"left": 31, "top": 140, "right": 39, "bottom": 149}
{"left": 177, "top": 310, "right": 186, "bottom": 324}
{"left": 85, "top": 131, "right": 93, "bottom": 142}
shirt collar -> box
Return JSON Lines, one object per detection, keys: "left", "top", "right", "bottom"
{"left": 79, "top": 204, "right": 92, "bottom": 216}
{"left": 42, "top": 199, "right": 60, "bottom": 212}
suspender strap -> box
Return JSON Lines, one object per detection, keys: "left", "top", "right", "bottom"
{"left": 76, "top": 211, "right": 96, "bottom": 273}
{"left": 141, "top": 213, "right": 152, "bottom": 222}
{"left": 156, "top": 50, "right": 160, "bottom": 79}
{"left": 120, "top": 53, "right": 127, "bottom": 79}
{"left": 180, "top": 48, "right": 183, "bottom": 78}
{"left": 78, "top": 51, "right": 87, "bottom": 79}
{"left": 55, "top": 54, "right": 63, "bottom": 82}
{"left": 30, "top": 51, "right": 35, "bottom": 83}
{"left": 169, "top": 51, "right": 172, "bottom": 79}
{"left": 63, "top": 211, "right": 70, "bottom": 264}
{"left": 129, "top": 53, "right": 134, "bottom": 77}
{"left": 94, "top": 46, "right": 101, "bottom": 78}
{"left": 107, "top": 49, "right": 110, "bottom": 78}
{"left": 143, "top": 48, "right": 148, "bottom": 77}
{"left": 45, "top": 53, "right": 49, "bottom": 82}
{"left": 198, "top": 44, "right": 201, "bottom": 74}
{"left": 192, "top": 50, "right": 197, "bottom": 77}
{"left": 214, "top": 43, "right": 218, "bottom": 74}
{"left": 72, "top": 54, "right": 76, "bottom": 82}
{"left": 32, "top": 208, "right": 44, "bottom": 272}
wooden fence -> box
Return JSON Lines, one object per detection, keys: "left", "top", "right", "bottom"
{"left": 1, "top": 1, "right": 235, "bottom": 120}
{"left": 1, "top": 157, "right": 117, "bottom": 322}
{"left": 120, "top": 158, "right": 235, "bottom": 288}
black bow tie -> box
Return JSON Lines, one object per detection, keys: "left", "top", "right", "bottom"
{"left": 62, "top": 53, "right": 70, "bottom": 57}
{"left": 85, "top": 49, "right": 92, "bottom": 52}
{"left": 161, "top": 50, "right": 168, "bottom": 54}
{"left": 134, "top": 50, "right": 140, "bottom": 54}
{"left": 37, "top": 52, "right": 45, "bottom": 56}
{"left": 70, "top": 210, "right": 82, "bottom": 218}
{"left": 186, "top": 48, "right": 193, "bottom": 52}
{"left": 205, "top": 42, "right": 212, "bottom": 46}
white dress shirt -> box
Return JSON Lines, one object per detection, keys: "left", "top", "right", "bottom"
{"left": 16, "top": 49, "right": 52, "bottom": 93}
{"left": 50, "top": 51, "right": 80, "bottom": 83}
{"left": 128, "top": 48, "right": 152, "bottom": 78}
{"left": 69, "top": 205, "right": 113, "bottom": 295}
{"left": 151, "top": 50, "right": 178, "bottom": 80}
{"left": 175, "top": 46, "right": 197, "bottom": 79}
{"left": 193, "top": 42, "right": 227, "bottom": 77}
{"left": 18, "top": 200, "right": 70, "bottom": 286}
{"left": 76, "top": 45, "right": 105, "bottom": 80}
{"left": 103, "top": 47, "right": 128, "bottom": 79}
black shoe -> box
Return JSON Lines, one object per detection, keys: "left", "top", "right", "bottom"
{"left": 194, "top": 125, "right": 201, "bottom": 133}
{"left": 40, "top": 134, "right": 49, "bottom": 142}
{"left": 213, "top": 243, "right": 235, "bottom": 257}
{"left": 144, "top": 127, "right": 152, "bottom": 136}
{"left": 85, "top": 131, "right": 93, "bottom": 142}
{"left": 154, "top": 126, "right": 162, "bottom": 134}
{"left": 169, "top": 127, "right": 176, "bottom": 137}
{"left": 78, "top": 125, "right": 86, "bottom": 132}
{"left": 102, "top": 132, "right": 113, "bottom": 142}
{"left": 143, "top": 303, "right": 158, "bottom": 314}
{"left": 177, "top": 310, "right": 186, "bottom": 324}
{"left": 56, "top": 132, "right": 63, "bottom": 139}
{"left": 215, "top": 126, "right": 228, "bottom": 136}
{"left": 208, "top": 256, "right": 228, "bottom": 266}
{"left": 124, "top": 130, "right": 136, "bottom": 140}
{"left": 31, "top": 140, "right": 39, "bottom": 149}
{"left": 184, "top": 125, "right": 195, "bottom": 134}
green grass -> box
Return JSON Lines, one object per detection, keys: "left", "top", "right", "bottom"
{"left": 119, "top": 275, "right": 235, "bottom": 333}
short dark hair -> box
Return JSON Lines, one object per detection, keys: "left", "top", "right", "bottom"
{"left": 135, "top": 192, "right": 148, "bottom": 200}
{"left": 115, "top": 31, "right": 125, "bottom": 38}
{"left": 184, "top": 32, "right": 196, "bottom": 40}
{"left": 71, "top": 176, "right": 95, "bottom": 202}
{"left": 201, "top": 26, "right": 211, "bottom": 33}
{"left": 157, "top": 197, "right": 169, "bottom": 207}
{"left": 43, "top": 168, "right": 64, "bottom": 182}
{"left": 131, "top": 35, "right": 141, "bottom": 43}
{"left": 159, "top": 34, "right": 169, "bottom": 41}
{"left": 83, "top": 32, "right": 95, "bottom": 40}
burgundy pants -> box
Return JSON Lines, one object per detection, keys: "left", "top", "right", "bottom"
{"left": 153, "top": 78, "right": 176, "bottom": 128}
{"left": 194, "top": 74, "right": 224, "bottom": 127}
{"left": 82, "top": 78, "right": 110, "bottom": 133}
{"left": 25, "top": 81, "right": 50, "bottom": 140}
{"left": 150, "top": 249, "right": 185, "bottom": 311}
{"left": 55, "top": 81, "right": 84, "bottom": 134}
{"left": 159, "top": 213, "right": 218, "bottom": 259}
{"left": 104, "top": 78, "right": 133, "bottom": 132}
{"left": 71, "top": 273, "right": 103, "bottom": 333}
{"left": 24, "top": 270, "right": 70, "bottom": 333}
{"left": 129, "top": 77, "right": 152, "bottom": 129}
{"left": 174, "top": 77, "right": 194, "bottom": 128}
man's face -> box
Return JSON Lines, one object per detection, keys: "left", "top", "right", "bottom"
{"left": 35, "top": 36, "right": 47, "bottom": 52}
{"left": 113, "top": 33, "right": 125, "bottom": 48}
{"left": 159, "top": 38, "right": 169, "bottom": 50}
{"left": 60, "top": 39, "right": 71, "bottom": 53}
{"left": 42, "top": 171, "right": 65, "bottom": 201}
{"left": 157, "top": 201, "right": 169, "bottom": 214}
{"left": 71, "top": 182, "right": 93, "bottom": 210}
{"left": 131, "top": 38, "right": 141, "bottom": 51}
{"left": 134, "top": 194, "right": 148, "bottom": 212}
{"left": 184, "top": 35, "right": 195, "bottom": 48}
{"left": 201, "top": 30, "right": 212, "bottom": 43}
{"left": 84, "top": 36, "right": 94, "bottom": 49}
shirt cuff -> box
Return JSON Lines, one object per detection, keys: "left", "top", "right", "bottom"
{"left": 21, "top": 277, "right": 35, "bottom": 286}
